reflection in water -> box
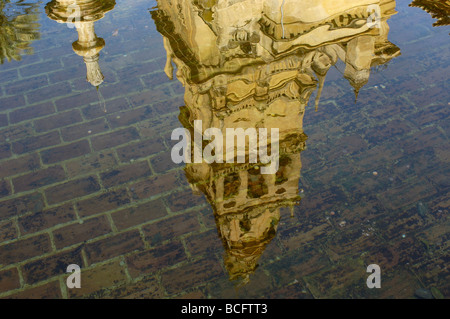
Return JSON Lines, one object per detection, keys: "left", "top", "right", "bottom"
{"left": 45, "top": 0, "right": 115, "bottom": 87}
{"left": 152, "top": 0, "right": 401, "bottom": 284}
{"left": 409, "top": 0, "right": 450, "bottom": 27}
{"left": 0, "top": 0, "right": 40, "bottom": 64}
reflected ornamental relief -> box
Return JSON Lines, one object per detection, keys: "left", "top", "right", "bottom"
{"left": 45, "top": 0, "right": 115, "bottom": 87}
{"left": 151, "top": 0, "right": 400, "bottom": 285}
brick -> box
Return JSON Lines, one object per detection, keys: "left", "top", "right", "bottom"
{"left": 49, "top": 66, "right": 87, "bottom": 84}
{"left": 152, "top": 96, "right": 184, "bottom": 115}
{"left": 91, "top": 127, "right": 140, "bottom": 151}
{"left": 22, "top": 246, "right": 84, "bottom": 284}
{"left": 141, "top": 71, "right": 168, "bottom": 88}
{"left": 0, "top": 95, "right": 26, "bottom": 111}
{"left": 12, "top": 166, "right": 66, "bottom": 193}
{"left": 116, "top": 61, "right": 159, "bottom": 80}
{"left": 61, "top": 118, "right": 110, "bottom": 142}
{"left": 126, "top": 241, "right": 186, "bottom": 278}
{"left": 107, "top": 106, "right": 154, "bottom": 128}
{"left": 9, "top": 101, "right": 55, "bottom": 124}
{"left": 19, "top": 59, "right": 62, "bottom": 77}
{"left": 45, "top": 176, "right": 101, "bottom": 205}
{"left": 165, "top": 189, "right": 207, "bottom": 212}
{"left": 34, "top": 109, "right": 83, "bottom": 133}
{"left": 26, "top": 82, "right": 72, "bottom": 104}
{"left": 380, "top": 179, "right": 437, "bottom": 211}
{"left": 100, "top": 77, "right": 143, "bottom": 100}
{"left": 0, "top": 143, "right": 11, "bottom": 160}
{"left": 0, "top": 234, "right": 51, "bottom": 265}
{"left": 0, "top": 123, "right": 33, "bottom": 143}
{"left": 150, "top": 151, "right": 179, "bottom": 173}
{"left": 97, "top": 275, "right": 163, "bottom": 298}
{"left": 116, "top": 137, "right": 165, "bottom": 162}
{"left": 0, "top": 179, "right": 11, "bottom": 198}
{"left": 0, "top": 192, "right": 44, "bottom": 220}
{"left": 5, "top": 281, "right": 62, "bottom": 299}
{"left": 185, "top": 230, "right": 223, "bottom": 257}
{"left": 54, "top": 90, "right": 99, "bottom": 111}
{"left": 100, "top": 161, "right": 151, "bottom": 188}
{"left": 0, "top": 69, "right": 18, "bottom": 84}
{"left": 4, "top": 75, "right": 48, "bottom": 95}
{"left": 12, "top": 131, "right": 61, "bottom": 155}
{"left": 0, "top": 114, "right": 7, "bottom": 127}
{"left": 82, "top": 97, "right": 129, "bottom": 120}
{"left": 77, "top": 188, "right": 130, "bottom": 217}
{"left": 52, "top": 216, "right": 111, "bottom": 249}
{"left": 68, "top": 260, "right": 127, "bottom": 298}
{"left": 65, "top": 150, "right": 116, "bottom": 178}
{"left": 0, "top": 220, "right": 17, "bottom": 242}
{"left": 129, "top": 171, "right": 179, "bottom": 199}
{"left": 142, "top": 212, "right": 200, "bottom": 245}
{"left": 40, "top": 140, "right": 91, "bottom": 164}
{"left": 128, "top": 88, "right": 172, "bottom": 108}
{"left": 111, "top": 199, "right": 167, "bottom": 230}
{"left": 18, "top": 204, "right": 76, "bottom": 235}
{"left": 0, "top": 268, "right": 20, "bottom": 293}
{"left": 85, "top": 230, "right": 144, "bottom": 264}
{"left": 161, "top": 258, "right": 223, "bottom": 294}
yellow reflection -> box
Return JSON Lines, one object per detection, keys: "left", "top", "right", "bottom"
{"left": 45, "top": 0, "right": 115, "bottom": 86}
{"left": 0, "top": 0, "right": 40, "bottom": 64}
{"left": 152, "top": 0, "right": 400, "bottom": 285}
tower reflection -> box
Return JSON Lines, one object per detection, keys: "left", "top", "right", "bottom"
{"left": 152, "top": 0, "right": 400, "bottom": 285}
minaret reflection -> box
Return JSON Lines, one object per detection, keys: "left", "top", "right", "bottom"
{"left": 152, "top": 0, "right": 400, "bottom": 285}
{"left": 45, "top": 0, "right": 115, "bottom": 87}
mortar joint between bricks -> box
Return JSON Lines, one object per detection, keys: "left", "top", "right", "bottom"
{"left": 48, "top": 231, "right": 57, "bottom": 252}
{"left": 59, "top": 276, "right": 69, "bottom": 299}
{"left": 119, "top": 255, "right": 133, "bottom": 283}
{"left": 105, "top": 213, "right": 118, "bottom": 233}
{"left": 138, "top": 227, "right": 150, "bottom": 250}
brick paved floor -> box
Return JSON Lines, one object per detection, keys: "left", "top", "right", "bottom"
{"left": 0, "top": 0, "right": 448, "bottom": 298}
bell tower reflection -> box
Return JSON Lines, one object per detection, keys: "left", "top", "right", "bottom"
{"left": 152, "top": 0, "right": 400, "bottom": 285}
{"left": 45, "top": 0, "right": 115, "bottom": 87}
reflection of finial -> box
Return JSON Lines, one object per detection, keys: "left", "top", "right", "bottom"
{"left": 354, "top": 88, "right": 360, "bottom": 104}
{"left": 45, "top": 0, "right": 115, "bottom": 87}
{"left": 314, "top": 74, "right": 326, "bottom": 111}
{"left": 84, "top": 54, "right": 105, "bottom": 87}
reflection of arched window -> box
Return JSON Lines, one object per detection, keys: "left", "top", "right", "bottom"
{"left": 275, "top": 155, "right": 292, "bottom": 185}
{"left": 223, "top": 172, "right": 240, "bottom": 199}
{"left": 0, "top": 0, "right": 41, "bottom": 64}
{"left": 247, "top": 167, "right": 268, "bottom": 198}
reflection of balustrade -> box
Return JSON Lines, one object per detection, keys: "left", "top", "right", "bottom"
{"left": 45, "top": 0, "right": 116, "bottom": 86}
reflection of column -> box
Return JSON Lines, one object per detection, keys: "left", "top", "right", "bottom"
{"left": 45, "top": 0, "right": 115, "bottom": 86}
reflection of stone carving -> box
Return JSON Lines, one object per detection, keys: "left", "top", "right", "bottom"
{"left": 45, "top": 0, "right": 115, "bottom": 86}
{"left": 152, "top": 0, "right": 400, "bottom": 285}
{"left": 0, "top": 0, "right": 41, "bottom": 64}
{"left": 409, "top": 0, "right": 450, "bottom": 27}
